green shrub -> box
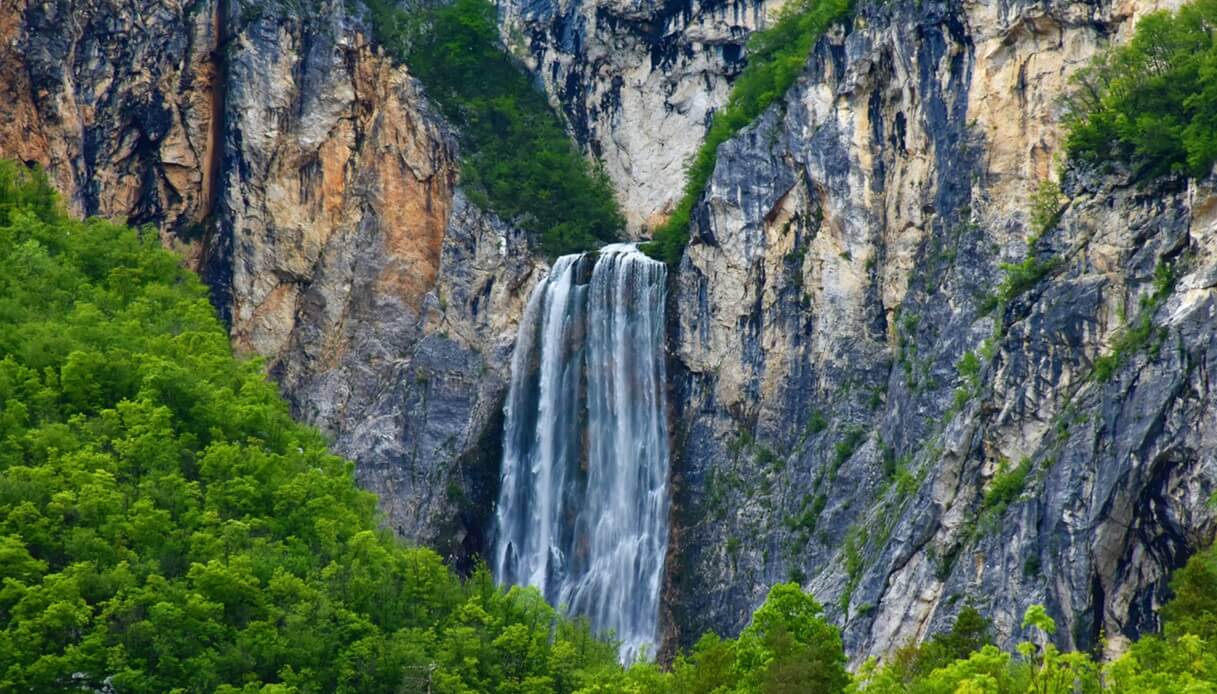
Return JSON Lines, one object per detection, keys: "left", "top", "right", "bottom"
{"left": 0, "top": 162, "right": 60, "bottom": 226}
{"left": 756, "top": 445, "right": 784, "bottom": 471}
{"left": 642, "top": 0, "right": 853, "bottom": 264}
{"left": 982, "top": 457, "right": 1033, "bottom": 513}
{"left": 1092, "top": 261, "right": 1176, "bottom": 382}
{"left": 839, "top": 526, "right": 867, "bottom": 611}
{"left": 830, "top": 426, "right": 867, "bottom": 480}
{"left": 1028, "top": 178, "right": 1065, "bottom": 240}
{"left": 957, "top": 351, "right": 981, "bottom": 389}
{"left": 805, "top": 410, "right": 829, "bottom": 436}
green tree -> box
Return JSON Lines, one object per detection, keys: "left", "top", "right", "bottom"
{"left": 0, "top": 161, "right": 620, "bottom": 691}
{"left": 1065, "top": 0, "right": 1217, "bottom": 180}
{"left": 363, "top": 0, "right": 624, "bottom": 257}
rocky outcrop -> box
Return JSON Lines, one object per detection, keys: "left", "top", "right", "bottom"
{"left": 209, "top": 0, "right": 547, "bottom": 551}
{"left": 663, "top": 0, "right": 1216, "bottom": 662}
{"left": 0, "top": 0, "right": 223, "bottom": 263}
{"left": 499, "top": 0, "right": 782, "bottom": 233}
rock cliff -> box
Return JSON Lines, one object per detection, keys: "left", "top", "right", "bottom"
{"left": 1, "top": 0, "right": 544, "bottom": 557}
{"left": 499, "top": 0, "right": 783, "bottom": 233}
{"left": 662, "top": 0, "right": 1217, "bottom": 662}
{"left": 0, "top": 0, "right": 223, "bottom": 264}
{"left": 208, "top": 1, "right": 546, "bottom": 557}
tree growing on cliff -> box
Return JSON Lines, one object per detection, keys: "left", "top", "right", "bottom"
{"left": 1064, "top": 0, "right": 1217, "bottom": 180}
{"left": 363, "top": 0, "right": 624, "bottom": 257}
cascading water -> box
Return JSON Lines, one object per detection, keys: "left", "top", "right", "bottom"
{"left": 493, "top": 243, "right": 670, "bottom": 663}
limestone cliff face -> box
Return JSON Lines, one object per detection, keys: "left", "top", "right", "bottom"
{"left": 663, "top": 0, "right": 1217, "bottom": 661}
{"left": 208, "top": 0, "right": 547, "bottom": 553}
{"left": 1, "top": 0, "right": 544, "bottom": 553}
{"left": 499, "top": 0, "right": 783, "bottom": 233}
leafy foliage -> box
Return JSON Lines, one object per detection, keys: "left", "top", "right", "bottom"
{"left": 3, "top": 162, "right": 1216, "bottom": 692}
{"left": 876, "top": 607, "right": 995, "bottom": 686}
{"left": 588, "top": 584, "right": 850, "bottom": 694}
{"left": 982, "top": 458, "right": 1032, "bottom": 513}
{"left": 852, "top": 575, "right": 1217, "bottom": 694}
{"left": 641, "top": 0, "right": 853, "bottom": 264}
{"left": 1064, "top": 0, "right": 1217, "bottom": 180}
{"left": 1027, "top": 179, "right": 1064, "bottom": 240}
{"left": 363, "top": 0, "right": 623, "bottom": 257}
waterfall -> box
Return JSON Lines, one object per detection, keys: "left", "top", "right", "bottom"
{"left": 493, "top": 243, "right": 670, "bottom": 663}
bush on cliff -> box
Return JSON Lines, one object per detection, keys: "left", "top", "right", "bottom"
{"left": 641, "top": 0, "right": 852, "bottom": 265}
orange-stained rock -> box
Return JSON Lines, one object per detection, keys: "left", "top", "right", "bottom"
{"left": 0, "top": 0, "right": 222, "bottom": 245}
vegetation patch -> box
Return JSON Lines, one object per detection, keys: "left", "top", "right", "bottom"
{"left": 838, "top": 525, "right": 868, "bottom": 612}
{"left": 363, "top": 0, "right": 623, "bottom": 256}
{"left": 1064, "top": 0, "right": 1217, "bottom": 180}
{"left": 830, "top": 426, "right": 867, "bottom": 480}
{"left": 1092, "top": 261, "right": 1176, "bottom": 382}
{"left": 803, "top": 409, "right": 829, "bottom": 440}
{"left": 0, "top": 162, "right": 631, "bottom": 691}
{"left": 982, "top": 457, "right": 1033, "bottom": 514}
{"left": 784, "top": 493, "right": 828, "bottom": 544}
{"left": 641, "top": 0, "right": 853, "bottom": 264}
{"left": 979, "top": 252, "right": 1061, "bottom": 315}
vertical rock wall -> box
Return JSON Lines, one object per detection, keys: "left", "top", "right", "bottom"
{"left": 663, "top": 0, "right": 1216, "bottom": 662}
{"left": 0, "top": 0, "right": 223, "bottom": 264}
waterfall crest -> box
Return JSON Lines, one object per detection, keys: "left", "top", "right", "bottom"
{"left": 493, "top": 243, "right": 670, "bottom": 662}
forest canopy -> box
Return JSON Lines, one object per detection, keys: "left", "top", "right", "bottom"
{"left": 0, "top": 161, "right": 629, "bottom": 692}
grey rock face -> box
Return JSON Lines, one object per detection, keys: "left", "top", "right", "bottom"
{"left": 204, "top": 1, "right": 548, "bottom": 551}
{"left": 499, "top": 0, "right": 781, "bottom": 233}
{"left": 279, "top": 191, "right": 545, "bottom": 561}
{"left": 664, "top": 0, "right": 1217, "bottom": 662}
